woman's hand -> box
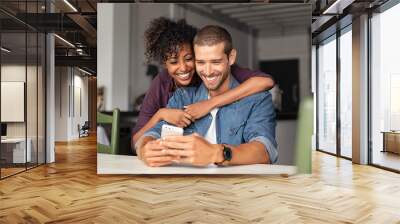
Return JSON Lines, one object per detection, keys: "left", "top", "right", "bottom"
{"left": 159, "top": 108, "right": 194, "bottom": 128}
{"left": 184, "top": 99, "right": 216, "bottom": 120}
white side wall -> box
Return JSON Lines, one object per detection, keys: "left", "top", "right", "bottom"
{"left": 97, "top": 3, "right": 116, "bottom": 111}
{"left": 55, "top": 67, "right": 89, "bottom": 141}
{"left": 55, "top": 67, "right": 68, "bottom": 141}
{"left": 46, "top": 33, "right": 55, "bottom": 163}
{"left": 257, "top": 33, "right": 311, "bottom": 165}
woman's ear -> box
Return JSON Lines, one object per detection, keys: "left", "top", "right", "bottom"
{"left": 228, "top": 48, "right": 237, "bottom": 66}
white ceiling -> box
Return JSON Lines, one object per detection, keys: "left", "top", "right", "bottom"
{"left": 188, "top": 3, "right": 312, "bottom": 36}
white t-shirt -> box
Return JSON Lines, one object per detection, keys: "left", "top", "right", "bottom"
{"left": 204, "top": 107, "right": 219, "bottom": 168}
{"left": 204, "top": 108, "right": 219, "bottom": 144}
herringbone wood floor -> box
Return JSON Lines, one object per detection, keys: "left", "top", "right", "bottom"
{"left": 1, "top": 135, "right": 400, "bottom": 224}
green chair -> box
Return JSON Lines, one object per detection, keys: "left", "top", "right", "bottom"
{"left": 294, "top": 97, "right": 314, "bottom": 174}
{"left": 97, "top": 109, "right": 120, "bottom": 154}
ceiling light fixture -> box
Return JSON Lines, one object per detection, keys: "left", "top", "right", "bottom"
{"left": 63, "top": 0, "right": 78, "bottom": 12}
{"left": 1, "top": 47, "right": 11, "bottom": 53}
{"left": 76, "top": 48, "right": 85, "bottom": 55}
{"left": 78, "top": 67, "right": 92, "bottom": 76}
{"left": 54, "top": 34, "right": 75, "bottom": 48}
{"left": 323, "top": 0, "right": 355, "bottom": 15}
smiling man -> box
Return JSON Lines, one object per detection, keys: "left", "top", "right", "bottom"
{"left": 135, "top": 25, "right": 278, "bottom": 167}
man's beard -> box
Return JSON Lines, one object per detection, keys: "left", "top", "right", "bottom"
{"left": 201, "top": 70, "right": 229, "bottom": 91}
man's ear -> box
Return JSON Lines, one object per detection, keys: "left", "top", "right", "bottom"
{"left": 228, "top": 48, "right": 237, "bottom": 66}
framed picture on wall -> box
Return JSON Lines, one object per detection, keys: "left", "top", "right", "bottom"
{"left": 259, "top": 59, "right": 299, "bottom": 120}
{"left": 1, "top": 81, "right": 25, "bottom": 122}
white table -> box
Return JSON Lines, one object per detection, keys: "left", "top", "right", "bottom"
{"left": 97, "top": 153, "right": 297, "bottom": 175}
{"left": 1, "top": 138, "right": 32, "bottom": 163}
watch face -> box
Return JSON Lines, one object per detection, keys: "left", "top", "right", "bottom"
{"left": 223, "top": 147, "right": 232, "bottom": 161}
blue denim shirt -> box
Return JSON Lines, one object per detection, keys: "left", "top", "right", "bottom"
{"left": 143, "top": 75, "right": 278, "bottom": 163}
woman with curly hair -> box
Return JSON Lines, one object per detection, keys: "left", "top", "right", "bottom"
{"left": 132, "top": 17, "right": 274, "bottom": 146}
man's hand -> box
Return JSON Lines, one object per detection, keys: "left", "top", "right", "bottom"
{"left": 184, "top": 99, "right": 216, "bottom": 120}
{"left": 138, "top": 139, "right": 180, "bottom": 167}
{"left": 161, "top": 133, "right": 223, "bottom": 166}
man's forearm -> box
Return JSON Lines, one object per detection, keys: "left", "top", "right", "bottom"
{"left": 211, "top": 76, "right": 274, "bottom": 109}
{"left": 221, "top": 141, "right": 270, "bottom": 165}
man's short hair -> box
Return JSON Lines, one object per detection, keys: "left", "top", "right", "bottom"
{"left": 193, "top": 25, "right": 233, "bottom": 55}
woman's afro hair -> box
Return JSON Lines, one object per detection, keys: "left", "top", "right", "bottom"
{"left": 144, "top": 17, "right": 197, "bottom": 63}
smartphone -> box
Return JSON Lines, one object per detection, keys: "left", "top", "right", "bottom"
{"left": 161, "top": 124, "right": 183, "bottom": 138}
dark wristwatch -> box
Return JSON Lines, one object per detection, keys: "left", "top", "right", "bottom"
{"left": 216, "top": 145, "right": 232, "bottom": 165}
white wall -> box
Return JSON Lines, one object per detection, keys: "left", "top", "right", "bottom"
{"left": 46, "top": 33, "right": 55, "bottom": 163}
{"left": 80, "top": 76, "right": 89, "bottom": 126}
{"left": 257, "top": 33, "right": 311, "bottom": 165}
{"left": 55, "top": 67, "right": 89, "bottom": 141}
{"left": 97, "top": 3, "right": 115, "bottom": 111}
{"left": 55, "top": 67, "right": 68, "bottom": 141}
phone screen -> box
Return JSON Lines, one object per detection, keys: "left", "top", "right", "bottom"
{"left": 161, "top": 124, "right": 183, "bottom": 138}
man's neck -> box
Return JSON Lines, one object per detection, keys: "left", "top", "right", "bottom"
{"left": 209, "top": 74, "right": 231, "bottom": 98}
